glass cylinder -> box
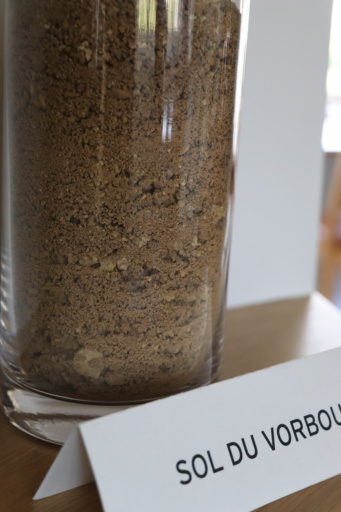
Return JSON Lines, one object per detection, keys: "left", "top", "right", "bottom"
{"left": 1, "top": 0, "right": 249, "bottom": 443}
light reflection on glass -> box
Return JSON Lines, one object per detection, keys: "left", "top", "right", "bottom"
{"left": 138, "top": 0, "right": 157, "bottom": 32}
{"left": 162, "top": 100, "right": 173, "bottom": 142}
{"left": 166, "top": 0, "right": 181, "bottom": 32}
{"left": 137, "top": 0, "right": 182, "bottom": 33}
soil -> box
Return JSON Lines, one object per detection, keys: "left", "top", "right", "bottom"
{"left": 6, "top": 0, "right": 241, "bottom": 401}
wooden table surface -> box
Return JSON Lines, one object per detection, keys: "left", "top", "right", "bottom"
{"left": 2, "top": 292, "right": 341, "bottom": 512}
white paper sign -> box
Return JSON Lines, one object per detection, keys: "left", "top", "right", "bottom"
{"left": 35, "top": 348, "right": 341, "bottom": 512}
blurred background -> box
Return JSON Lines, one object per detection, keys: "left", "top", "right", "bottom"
{"left": 228, "top": 0, "right": 341, "bottom": 310}
{"left": 318, "top": 0, "right": 341, "bottom": 309}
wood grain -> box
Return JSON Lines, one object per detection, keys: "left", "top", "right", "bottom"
{"left": 1, "top": 292, "right": 341, "bottom": 511}
{"left": 0, "top": 411, "right": 102, "bottom": 512}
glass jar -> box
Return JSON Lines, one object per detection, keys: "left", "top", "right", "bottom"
{"left": 1, "top": 0, "right": 249, "bottom": 444}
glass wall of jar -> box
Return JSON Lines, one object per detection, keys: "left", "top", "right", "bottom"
{"left": 1, "top": 0, "right": 249, "bottom": 443}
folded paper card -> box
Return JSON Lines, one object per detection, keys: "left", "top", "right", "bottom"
{"left": 35, "top": 347, "right": 341, "bottom": 512}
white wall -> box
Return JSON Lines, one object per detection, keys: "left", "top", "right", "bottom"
{"left": 228, "top": 0, "right": 333, "bottom": 308}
